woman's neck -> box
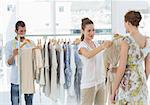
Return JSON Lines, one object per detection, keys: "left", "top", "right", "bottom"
{"left": 83, "top": 39, "right": 92, "bottom": 44}
{"left": 83, "top": 39, "right": 96, "bottom": 49}
{"left": 130, "top": 27, "right": 142, "bottom": 40}
{"left": 130, "top": 28, "right": 146, "bottom": 48}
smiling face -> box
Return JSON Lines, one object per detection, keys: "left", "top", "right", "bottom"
{"left": 15, "top": 21, "right": 26, "bottom": 37}
{"left": 82, "top": 24, "right": 95, "bottom": 41}
{"left": 15, "top": 26, "right": 26, "bottom": 36}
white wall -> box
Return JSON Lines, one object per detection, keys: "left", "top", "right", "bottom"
{"left": 17, "top": 1, "right": 53, "bottom": 35}
{"left": 56, "top": 2, "right": 71, "bottom": 34}
{"left": 112, "top": 0, "right": 148, "bottom": 35}
{"left": 1, "top": 0, "right": 17, "bottom": 44}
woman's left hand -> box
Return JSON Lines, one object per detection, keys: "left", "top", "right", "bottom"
{"left": 111, "top": 90, "right": 117, "bottom": 104}
{"left": 111, "top": 93, "right": 115, "bottom": 104}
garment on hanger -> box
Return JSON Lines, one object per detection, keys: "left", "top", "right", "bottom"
{"left": 43, "top": 42, "right": 51, "bottom": 97}
{"left": 56, "top": 44, "right": 61, "bottom": 85}
{"left": 59, "top": 43, "right": 65, "bottom": 103}
{"left": 50, "top": 45, "right": 58, "bottom": 101}
{"left": 74, "top": 44, "right": 82, "bottom": 103}
{"left": 33, "top": 48, "right": 44, "bottom": 84}
{"left": 68, "top": 45, "right": 76, "bottom": 96}
{"left": 21, "top": 48, "right": 35, "bottom": 94}
{"left": 63, "top": 43, "right": 72, "bottom": 89}
{"left": 18, "top": 37, "right": 85, "bottom": 103}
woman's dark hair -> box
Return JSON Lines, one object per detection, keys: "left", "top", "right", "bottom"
{"left": 15, "top": 21, "right": 26, "bottom": 31}
{"left": 124, "top": 11, "right": 142, "bottom": 27}
{"left": 81, "top": 18, "right": 94, "bottom": 41}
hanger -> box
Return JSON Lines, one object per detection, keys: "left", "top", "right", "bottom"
{"left": 54, "top": 39, "right": 57, "bottom": 45}
{"left": 20, "top": 42, "right": 27, "bottom": 48}
{"left": 36, "top": 39, "right": 42, "bottom": 48}
{"left": 51, "top": 38, "right": 57, "bottom": 45}
{"left": 57, "top": 38, "right": 60, "bottom": 44}
{"left": 68, "top": 38, "right": 71, "bottom": 44}
{"left": 49, "top": 39, "right": 51, "bottom": 44}
{"left": 60, "top": 38, "right": 64, "bottom": 44}
{"left": 37, "top": 39, "right": 40, "bottom": 47}
{"left": 64, "top": 38, "right": 67, "bottom": 44}
{"left": 51, "top": 38, "right": 54, "bottom": 45}
{"left": 74, "top": 38, "right": 81, "bottom": 45}
{"left": 19, "top": 38, "right": 32, "bottom": 48}
{"left": 32, "top": 39, "right": 42, "bottom": 51}
{"left": 39, "top": 39, "right": 43, "bottom": 48}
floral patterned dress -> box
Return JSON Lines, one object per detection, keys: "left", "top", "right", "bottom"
{"left": 115, "top": 36, "right": 150, "bottom": 105}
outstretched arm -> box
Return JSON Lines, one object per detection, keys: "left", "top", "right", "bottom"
{"left": 79, "top": 41, "right": 112, "bottom": 59}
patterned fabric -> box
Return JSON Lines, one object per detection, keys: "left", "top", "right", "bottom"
{"left": 64, "top": 43, "right": 72, "bottom": 89}
{"left": 74, "top": 45, "right": 82, "bottom": 103}
{"left": 116, "top": 36, "right": 150, "bottom": 105}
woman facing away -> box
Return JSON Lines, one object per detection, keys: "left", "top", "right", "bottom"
{"left": 78, "top": 17, "right": 112, "bottom": 105}
{"left": 111, "top": 10, "right": 150, "bottom": 105}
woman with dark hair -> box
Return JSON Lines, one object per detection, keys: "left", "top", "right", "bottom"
{"left": 78, "top": 18, "right": 112, "bottom": 105}
{"left": 111, "top": 11, "right": 150, "bottom": 105}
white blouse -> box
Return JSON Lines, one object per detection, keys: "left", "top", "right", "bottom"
{"left": 78, "top": 41, "right": 105, "bottom": 89}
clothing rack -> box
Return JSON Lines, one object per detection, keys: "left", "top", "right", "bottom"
{"left": 25, "top": 34, "right": 109, "bottom": 37}
{"left": 26, "top": 34, "right": 80, "bottom": 36}
{"left": 18, "top": 33, "right": 108, "bottom": 105}
{"left": 18, "top": 34, "right": 80, "bottom": 105}
{"left": 26, "top": 34, "right": 81, "bottom": 43}
{"left": 25, "top": 34, "right": 80, "bottom": 38}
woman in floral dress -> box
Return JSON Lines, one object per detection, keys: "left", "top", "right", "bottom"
{"left": 111, "top": 11, "right": 150, "bottom": 105}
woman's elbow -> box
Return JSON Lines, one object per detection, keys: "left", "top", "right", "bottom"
{"left": 85, "top": 54, "right": 92, "bottom": 59}
{"left": 84, "top": 56, "right": 91, "bottom": 59}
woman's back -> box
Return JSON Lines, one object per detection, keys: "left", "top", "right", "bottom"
{"left": 116, "top": 35, "right": 150, "bottom": 105}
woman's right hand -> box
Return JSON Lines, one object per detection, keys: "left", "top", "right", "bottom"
{"left": 102, "top": 41, "right": 112, "bottom": 48}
